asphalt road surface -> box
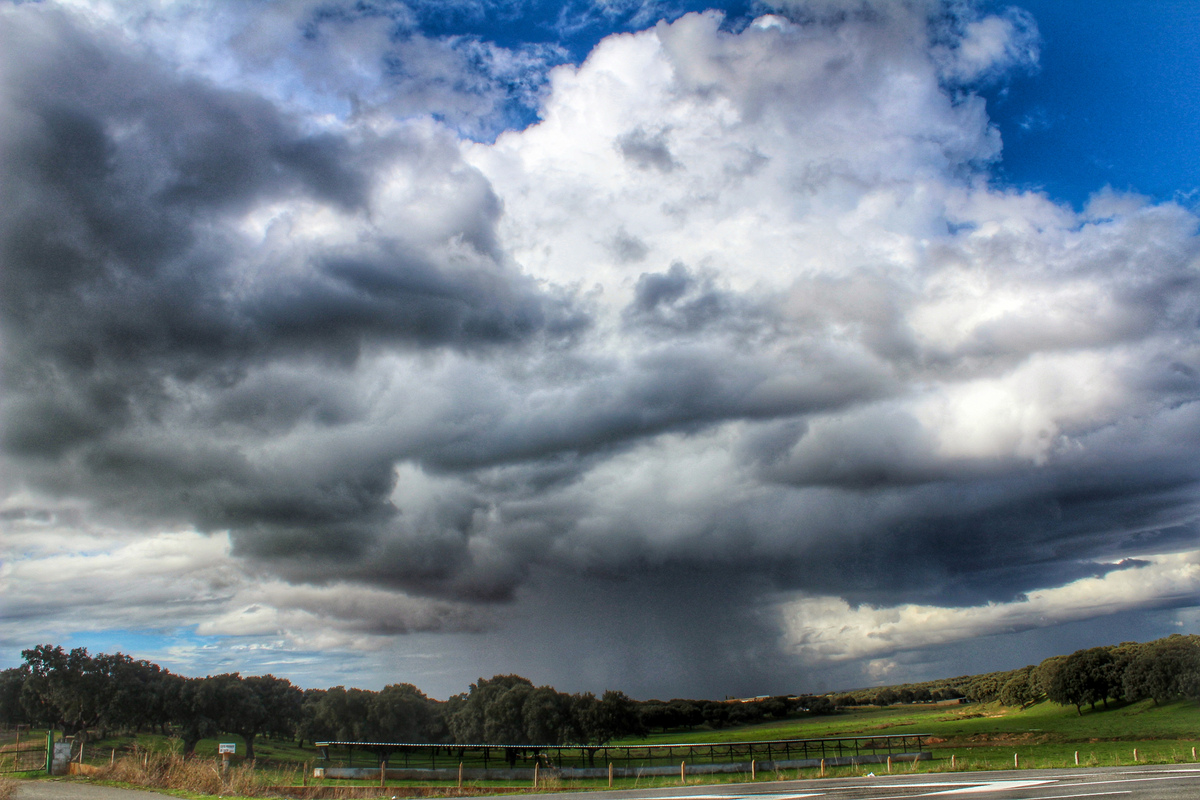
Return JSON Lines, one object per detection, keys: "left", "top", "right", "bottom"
{"left": 538, "top": 765, "right": 1200, "bottom": 800}
{"left": 10, "top": 764, "right": 1200, "bottom": 800}
{"left": 11, "top": 782, "right": 171, "bottom": 800}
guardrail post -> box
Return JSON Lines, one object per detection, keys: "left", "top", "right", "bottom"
{"left": 887, "top": 756, "right": 891, "bottom": 773}
{"left": 680, "top": 761, "right": 686, "bottom": 784}
{"left": 751, "top": 759, "right": 756, "bottom": 780}
{"left": 1074, "top": 752, "right": 1079, "bottom": 766}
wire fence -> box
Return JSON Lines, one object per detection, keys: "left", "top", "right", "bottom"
{"left": 316, "top": 734, "right": 930, "bottom": 772}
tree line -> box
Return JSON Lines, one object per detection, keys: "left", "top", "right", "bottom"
{"left": 960, "top": 634, "right": 1200, "bottom": 714}
{"left": 3, "top": 635, "right": 1196, "bottom": 756}
{"left": 0, "top": 647, "right": 814, "bottom": 757}
{"left": 827, "top": 634, "right": 1200, "bottom": 714}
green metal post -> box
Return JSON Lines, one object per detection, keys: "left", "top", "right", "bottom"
{"left": 45, "top": 731, "right": 54, "bottom": 774}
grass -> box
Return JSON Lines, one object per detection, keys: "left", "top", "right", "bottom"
{"left": 626, "top": 696, "right": 1200, "bottom": 746}
{"left": 617, "top": 697, "right": 1200, "bottom": 774}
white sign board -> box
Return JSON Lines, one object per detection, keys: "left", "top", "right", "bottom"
{"left": 218, "top": 743, "right": 237, "bottom": 754}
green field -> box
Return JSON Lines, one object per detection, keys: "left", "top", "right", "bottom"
{"left": 621, "top": 697, "right": 1200, "bottom": 772}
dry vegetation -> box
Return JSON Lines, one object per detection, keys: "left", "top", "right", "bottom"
{"left": 94, "top": 748, "right": 294, "bottom": 797}
{"left": 90, "top": 749, "right": 519, "bottom": 798}
{"left": 0, "top": 777, "right": 16, "bottom": 800}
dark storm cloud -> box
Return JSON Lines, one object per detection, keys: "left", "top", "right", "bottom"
{"left": 0, "top": 6, "right": 583, "bottom": 610}
{"left": 3, "top": 0, "right": 1200, "bottom": 693}
{"left": 0, "top": 9, "right": 584, "bottom": 444}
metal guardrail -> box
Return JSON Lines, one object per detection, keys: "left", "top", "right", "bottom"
{"left": 316, "top": 734, "right": 931, "bottom": 771}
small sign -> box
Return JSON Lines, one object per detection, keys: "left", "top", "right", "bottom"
{"left": 218, "top": 743, "right": 237, "bottom": 754}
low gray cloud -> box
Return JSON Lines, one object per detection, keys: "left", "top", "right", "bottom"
{"left": 616, "top": 128, "right": 679, "bottom": 172}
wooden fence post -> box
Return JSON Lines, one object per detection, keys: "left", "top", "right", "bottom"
{"left": 887, "top": 756, "right": 891, "bottom": 773}
{"left": 751, "top": 759, "right": 756, "bottom": 781}
{"left": 533, "top": 762, "right": 539, "bottom": 789}
{"left": 1014, "top": 754, "right": 1019, "bottom": 769}
{"left": 608, "top": 762, "right": 613, "bottom": 788}
{"left": 820, "top": 759, "right": 825, "bottom": 777}
{"left": 458, "top": 762, "right": 464, "bottom": 788}
{"left": 1074, "top": 751, "right": 1079, "bottom": 766}
{"left": 680, "top": 761, "right": 686, "bottom": 784}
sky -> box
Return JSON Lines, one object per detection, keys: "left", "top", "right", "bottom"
{"left": 1, "top": 0, "right": 1199, "bottom": 701}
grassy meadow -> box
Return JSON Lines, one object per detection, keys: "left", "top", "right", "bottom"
{"left": 627, "top": 696, "right": 1200, "bottom": 772}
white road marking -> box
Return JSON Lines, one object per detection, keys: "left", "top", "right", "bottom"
{"left": 1066, "top": 774, "right": 1200, "bottom": 787}
{"left": 921, "top": 779, "right": 1058, "bottom": 794}
{"left": 1018, "top": 792, "right": 1131, "bottom": 799}
{"left": 641, "top": 794, "right": 825, "bottom": 800}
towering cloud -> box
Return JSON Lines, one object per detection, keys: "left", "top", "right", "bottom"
{"left": 2, "top": 0, "right": 1197, "bottom": 696}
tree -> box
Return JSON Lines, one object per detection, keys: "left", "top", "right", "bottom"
{"left": 21, "top": 645, "right": 108, "bottom": 739}
{"left": 521, "top": 686, "right": 571, "bottom": 745}
{"left": 369, "top": 683, "right": 439, "bottom": 742}
{"left": 1032, "top": 655, "right": 1067, "bottom": 699}
{"left": 667, "top": 700, "right": 703, "bottom": 730}
{"left": 245, "top": 674, "right": 304, "bottom": 750}
{"left": 1048, "top": 648, "right": 1117, "bottom": 715}
{"left": 998, "top": 667, "right": 1039, "bottom": 708}
{"left": 638, "top": 701, "right": 673, "bottom": 734}
{"left": 590, "top": 691, "right": 644, "bottom": 744}
{"left": 0, "top": 667, "right": 31, "bottom": 727}
{"left": 964, "top": 671, "right": 1008, "bottom": 703}
{"left": 310, "top": 686, "right": 375, "bottom": 743}
{"left": 176, "top": 673, "right": 300, "bottom": 761}
{"left": 1123, "top": 635, "right": 1200, "bottom": 704}
{"left": 97, "top": 653, "right": 172, "bottom": 736}
{"left": 447, "top": 675, "right": 537, "bottom": 746}
{"left": 166, "top": 676, "right": 220, "bottom": 755}
{"left": 295, "top": 688, "right": 328, "bottom": 748}
{"left": 803, "top": 695, "right": 835, "bottom": 715}
{"left": 701, "top": 700, "right": 730, "bottom": 729}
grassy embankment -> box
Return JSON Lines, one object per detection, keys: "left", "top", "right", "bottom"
{"left": 7, "top": 698, "right": 1198, "bottom": 796}
{"left": 635, "top": 697, "right": 1200, "bottom": 772}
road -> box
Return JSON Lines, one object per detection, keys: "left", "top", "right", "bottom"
{"left": 537, "top": 765, "right": 1200, "bottom": 800}
{"left": 8, "top": 764, "right": 1200, "bottom": 800}
{"left": 11, "top": 782, "right": 171, "bottom": 800}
